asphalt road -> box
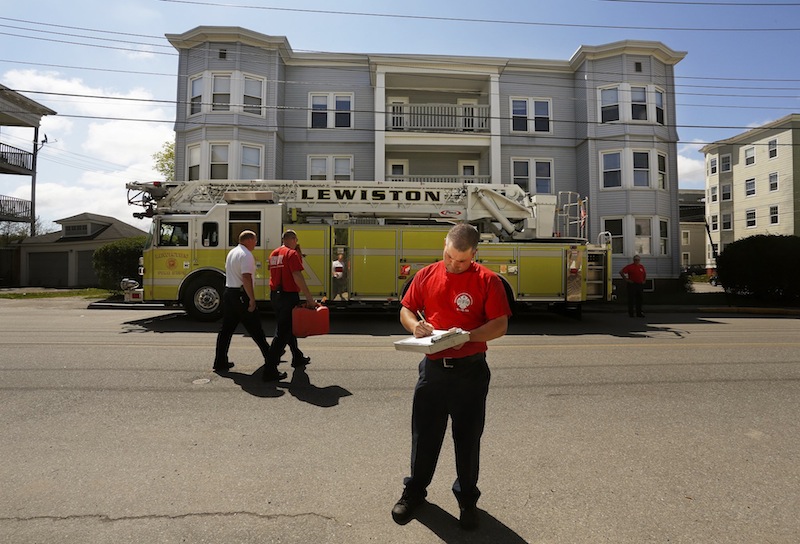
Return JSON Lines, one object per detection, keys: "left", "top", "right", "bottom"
{"left": 1, "top": 298, "right": 798, "bottom": 543}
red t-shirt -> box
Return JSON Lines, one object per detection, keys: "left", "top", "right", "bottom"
{"left": 621, "top": 262, "right": 647, "bottom": 284}
{"left": 402, "top": 261, "right": 511, "bottom": 358}
{"left": 268, "top": 245, "right": 304, "bottom": 292}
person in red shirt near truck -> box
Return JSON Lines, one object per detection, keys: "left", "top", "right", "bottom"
{"left": 620, "top": 254, "right": 647, "bottom": 318}
{"left": 391, "top": 222, "right": 511, "bottom": 531}
{"left": 266, "top": 230, "right": 316, "bottom": 381}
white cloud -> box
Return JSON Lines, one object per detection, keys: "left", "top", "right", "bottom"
{"left": 678, "top": 141, "right": 706, "bottom": 190}
{"left": 1, "top": 69, "right": 173, "bottom": 229}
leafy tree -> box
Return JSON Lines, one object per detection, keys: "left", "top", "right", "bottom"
{"left": 715, "top": 234, "right": 800, "bottom": 302}
{"left": 92, "top": 236, "right": 147, "bottom": 290}
{"left": 152, "top": 140, "right": 175, "bottom": 181}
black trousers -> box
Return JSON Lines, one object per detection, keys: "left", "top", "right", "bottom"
{"left": 403, "top": 354, "right": 491, "bottom": 509}
{"left": 267, "top": 290, "right": 303, "bottom": 364}
{"left": 626, "top": 282, "right": 644, "bottom": 316}
{"left": 214, "top": 288, "right": 271, "bottom": 365}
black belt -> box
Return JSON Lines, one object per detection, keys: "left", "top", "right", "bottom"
{"left": 428, "top": 352, "right": 485, "bottom": 369}
{"left": 226, "top": 286, "right": 244, "bottom": 291}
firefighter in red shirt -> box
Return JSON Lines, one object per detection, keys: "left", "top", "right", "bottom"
{"left": 620, "top": 254, "right": 647, "bottom": 318}
{"left": 391, "top": 223, "right": 511, "bottom": 531}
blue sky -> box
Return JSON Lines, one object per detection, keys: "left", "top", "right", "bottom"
{"left": 1, "top": 0, "right": 798, "bottom": 232}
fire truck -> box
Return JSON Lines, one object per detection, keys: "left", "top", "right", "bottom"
{"left": 123, "top": 179, "right": 612, "bottom": 320}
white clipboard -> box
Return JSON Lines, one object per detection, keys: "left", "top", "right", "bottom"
{"left": 393, "top": 329, "right": 470, "bottom": 354}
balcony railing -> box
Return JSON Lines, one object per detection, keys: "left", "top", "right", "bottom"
{"left": 0, "top": 142, "right": 34, "bottom": 173}
{"left": 0, "top": 194, "right": 32, "bottom": 221}
{"left": 386, "top": 103, "right": 490, "bottom": 133}
{"left": 385, "top": 175, "right": 490, "bottom": 184}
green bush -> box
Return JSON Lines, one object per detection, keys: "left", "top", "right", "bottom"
{"left": 715, "top": 234, "right": 800, "bottom": 301}
{"left": 92, "top": 236, "right": 147, "bottom": 291}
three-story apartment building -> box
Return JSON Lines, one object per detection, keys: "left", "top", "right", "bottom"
{"left": 166, "top": 26, "right": 685, "bottom": 281}
{"left": 701, "top": 113, "right": 799, "bottom": 269}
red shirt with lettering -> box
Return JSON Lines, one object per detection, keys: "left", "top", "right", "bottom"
{"left": 268, "top": 245, "right": 304, "bottom": 292}
{"left": 402, "top": 261, "right": 511, "bottom": 358}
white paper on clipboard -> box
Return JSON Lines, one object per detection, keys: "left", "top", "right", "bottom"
{"left": 393, "top": 328, "right": 470, "bottom": 354}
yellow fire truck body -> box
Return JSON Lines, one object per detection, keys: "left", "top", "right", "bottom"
{"left": 125, "top": 179, "right": 611, "bottom": 320}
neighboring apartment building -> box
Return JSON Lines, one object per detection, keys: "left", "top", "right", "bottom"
{"left": 678, "top": 189, "right": 707, "bottom": 272}
{"left": 700, "top": 113, "right": 799, "bottom": 270}
{"left": 166, "top": 26, "right": 686, "bottom": 281}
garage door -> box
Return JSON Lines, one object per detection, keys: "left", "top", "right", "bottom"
{"left": 77, "top": 250, "right": 98, "bottom": 287}
{"left": 28, "top": 252, "right": 68, "bottom": 287}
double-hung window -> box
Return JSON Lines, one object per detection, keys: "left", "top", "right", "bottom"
{"left": 212, "top": 75, "right": 231, "bottom": 111}
{"left": 309, "top": 155, "right": 353, "bottom": 180}
{"left": 631, "top": 87, "right": 648, "bottom": 120}
{"left": 187, "top": 145, "right": 201, "bottom": 181}
{"left": 241, "top": 145, "right": 261, "bottom": 179}
{"left": 603, "top": 218, "right": 624, "bottom": 254}
{"left": 770, "top": 205, "right": 779, "bottom": 224}
{"left": 309, "top": 93, "right": 353, "bottom": 129}
{"left": 768, "top": 139, "right": 777, "bottom": 159}
{"left": 633, "top": 152, "right": 650, "bottom": 187}
{"left": 657, "top": 154, "right": 667, "bottom": 189}
{"left": 243, "top": 77, "right": 264, "bottom": 116}
{"left": 720, "top": 154, "right": 731, "bottom": 172}
{"left": 512, "top": 159, "right": 530, "bottom": 192}
{"left": 710, "top": 186, "right": 718, "bottom": 203}
{"left": 769, "top": 172, "right": 778, "bottom": 191}
{"left": 510, "top": 98, "right": 551, "bottom": 133}
{"left": 189, "top": 77, "right": 203, "bottom": 115}
{"left": 721, "top": 184, "right": 732, "bottom": 201}
{"left": 711, "top": 214, "right": 718, "bottom": 231}
{"left": 601, "top": 87, "right": 620, "bottom": 123}
{"left": 210, "top": 144, "right": 229, "bottom": 179}
{"left": 655, "top": 89, "right": 665, "bottom": 125}
{"left": 535, "top": 160, "right": 553, "bottom": 193}
{"left": 746, "top": 209, "right": 756, "bottom": 228}
{"left": 659, "top": 220, "right": 669, "bottom": 256}
{"left": 722, "top": 213, "right": 732, "bottom": 230}
{"left": 709, "top": 157, "right": 717, "bottom": 175}
{"left": 634, "top": 218, "right": 652, "bottom": 255}
{"left": 602, "top": 152, "right": 622, "bottom": 188}
{"left": 744, "top": 147, "right": 755, "bottom": 166}
{"left": 745, "top": 178, "right": 756, "bottom": 197}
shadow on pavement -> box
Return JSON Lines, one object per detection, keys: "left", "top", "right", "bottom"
{"left": 121, "top": 308, "right": 733, "bottom": 339}
{"left": 215, "top": 367, "right": 286, "bottom": 399}
{"left": 414, "top": 502, "right": 529, "bottom": 543}
{"left": 216, "top": 365, "right": 352, "bottom": 407}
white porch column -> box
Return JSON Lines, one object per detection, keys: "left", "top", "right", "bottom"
{"left": 489, "top": 74, "right": 501, "bottom": 184}
{"left": 374, "top": 69, "right": 386, "bottom": 181}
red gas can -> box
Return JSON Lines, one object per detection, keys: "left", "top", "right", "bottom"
{"left": 292, "top": 305, "right": 330, "bottom": 337}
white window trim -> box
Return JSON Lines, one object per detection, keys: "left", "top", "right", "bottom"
{"left": 186, "top": 143, "right": 201, "bottom": 181}
{"left": 601, "top": 216, "right": 625, "bottom": 255}
{"left": 769, "top": 205, "right": 779, "bottom": 225}
{"left": 722, "top": 213, "right": 732, "bottom": 231}
{"left": 745, "top": 208, "right": 757, "bottom": 228}
{"left": 658, "top": 218, "right": 669, "bottom": 256}
{"left": 598, "top": 83, "right": 664, "bottom": 125}
{"left": 307, "top": 155, "right": 354, "bottom": 180}
{"left": 633, "top": 216, "right": 654, "bottom": 256}
{"left": 657, "top": 153, "right": 668, "bottom": 190}
{"left": 511, "top": 157, "right": 532, "bottom": 192}
{"left": 720, "top": 153, "right": 732, "bottom": 172}
{"left": 509, "top": 97, "right": 552, "bottom": 134}
{"left": 721, "top": 183, "right": 732, "bottom": 201}
{"left": 387, "top": 159, "right": 409, "bottom": 181}
{"left": 768, "top": 139, "right": 778, "bottom": 159}
{"left": 240, "top": 143, "right": 264, "bottom": 179}
{"left": 308, "top": 92, "right": 354, "bottom": 129}
{"left": 710, "top": 214, "right": 719, "bottom": 232}
{"left": 533, "top": 158, "right": 554, "bottom": 194}
{"left": 744, "top": 146, "right": 756, "bottom": 167}
{"left": 745, "top": 178, "right": 756, "bottom": 197}
{"left": 242, "top": 73, "right": 266, "bottom": 117}
{"left": 632, "top": 149, "right": 652, "bottom": 188}
{"left": 769, "top": 172, "right": 779, "bottom": 192}
{"left": 458, "top": 160, "right": 480, "bottom": 181}
{"left": 209, "top": 142, "right": 230, "bottom": 180}
{"left": 599, "top": 149, "right": 663, "bottom": 191}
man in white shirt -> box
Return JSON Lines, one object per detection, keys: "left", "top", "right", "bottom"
{"left": 331, "top": 252, "right": 348, "bottom": 301}
{"left": 214, "top": 230, "right": 285, "bottom": 381}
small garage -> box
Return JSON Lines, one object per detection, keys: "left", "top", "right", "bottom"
{"left": 20, "top": 212, "right": 147, "bottom": 288}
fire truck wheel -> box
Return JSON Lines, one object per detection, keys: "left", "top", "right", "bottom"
{"left": 183, "top": 275, "right": 224, "bottom": 321}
